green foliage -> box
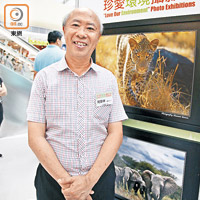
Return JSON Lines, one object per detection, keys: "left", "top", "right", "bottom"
{"left": 122, "top": 155, "right": 139, "bottom": 168}
{"left": 169, "top": 186, "right": 182, "bottom": 200}
{"left": 159, "top": 169, "right": 177, "bottom": 180}
{"left": 114, "top": 153, "right": 126, "bottom": 168}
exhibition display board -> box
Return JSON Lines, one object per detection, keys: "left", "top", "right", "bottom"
{"left": 78, "top": 1, "right": 200, "bottom": 199}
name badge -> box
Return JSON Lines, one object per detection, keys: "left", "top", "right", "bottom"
{"left": 96, "top": 92, "right": 113, "bottom": 107}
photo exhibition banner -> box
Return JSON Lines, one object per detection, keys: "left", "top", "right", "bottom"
{"left": 78, "top": 0, "right": 200, "bottom": 24}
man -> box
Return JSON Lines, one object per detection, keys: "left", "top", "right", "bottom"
{"left": 0, "top": 77, "right": 7, "bottom": 158}
{"left": 33, "top": 30, "right": 65, "bottom": 77}
{"left": 27, "top": 8, "right": 127, "bottom": 200}
{"left": 0, "top": 77, "right": 7, "bottom": 126}
{"left": 4, "top": 54, "right": 14, "bottom": 70}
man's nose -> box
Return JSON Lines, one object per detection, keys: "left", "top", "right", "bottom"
{"left": 76, "top": 27, "right": 87, "bottom": 38}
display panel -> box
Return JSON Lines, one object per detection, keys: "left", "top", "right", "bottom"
{"left": 95, "top": 18, "right": 200, "bottom": 132}
{"left": 96, "top": 31, "right": 195, "bottom": 117}
{"left": 113, "top": 126, "right": 200, "bottom": 200}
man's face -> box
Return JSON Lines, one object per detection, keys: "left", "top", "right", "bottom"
{"left": 63, "top": 9, "right": 101, "bottom": 60}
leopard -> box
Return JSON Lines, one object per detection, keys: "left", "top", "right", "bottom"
{"left": 116, "top": 33, "right": 159, "bottom": 105}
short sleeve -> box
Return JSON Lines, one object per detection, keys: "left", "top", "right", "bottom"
{"left": 108, "top": 75, "right": 128, "bottom": 123}
{"left": 26, "top": 72, "right": 46, "bottom": 123}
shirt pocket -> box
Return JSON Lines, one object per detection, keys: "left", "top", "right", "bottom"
{"left": 93, "top": 91, "right": 113, "bottom": 125}
{"left": 93, "top": 104, "right": 112, "bottom": 123}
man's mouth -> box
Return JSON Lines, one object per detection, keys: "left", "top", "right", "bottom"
{"left": 74, "top": 41, "right": 87, "bottom": 47}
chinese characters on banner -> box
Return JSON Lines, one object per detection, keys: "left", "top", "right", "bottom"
{"left": 103, "top": 0, "right": 196, "bottom": 19}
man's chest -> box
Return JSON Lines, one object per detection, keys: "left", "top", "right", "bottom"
{"left": 44, "top": 75, "right": 114, "bottom": 123}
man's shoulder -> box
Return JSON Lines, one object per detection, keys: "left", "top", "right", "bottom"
{"left": 93, "top": 63, "right": 112, "bottom": 73}
{"left": 36, "top": 59, "right": 61, "bottom": 77}
{"left": 50, "top": 46, "right": 65, "bottom": 55}
{"left": 93, "top": 63, "right": 115, "bottom": 78}
{"left": 35, "top": 45, "right": 65, "bottom": 58}
{"left": 34, "top": 48, "right": 49, "bottom": 60}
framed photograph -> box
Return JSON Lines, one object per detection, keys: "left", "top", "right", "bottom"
{"left": 95, "top": 15, "right": 200, "bottom": 132}
{"left": 113, "top": 125, "right": 200, "bottom": 200}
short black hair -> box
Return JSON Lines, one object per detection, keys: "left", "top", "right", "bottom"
{"left": 48, "top": 30, "right": 63, "bottom": 44}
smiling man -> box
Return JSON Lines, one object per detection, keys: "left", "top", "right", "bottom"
{"left": 27, "top": 8, "right": 127, "bottom": 200}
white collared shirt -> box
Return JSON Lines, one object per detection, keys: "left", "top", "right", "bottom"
{"left": 27, "top": 57, "right": 128, "bottom": 175}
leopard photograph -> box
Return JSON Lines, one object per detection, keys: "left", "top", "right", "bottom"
{"left": 96, "top": 31, "right": 196, "bottom": 116}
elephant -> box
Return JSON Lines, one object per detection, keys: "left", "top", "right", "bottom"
{"left": 142, "top": 170, "right": 178, "bottom": 200}
{"left": 115, "top": 166, "right": 146, "bottom": 196}
{"left": 115, "top": 165, "right": 123, "bottom": 187}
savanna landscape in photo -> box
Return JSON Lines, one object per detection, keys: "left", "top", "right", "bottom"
{"left": 96, "top": 31, "right": 196, "bottom": 116}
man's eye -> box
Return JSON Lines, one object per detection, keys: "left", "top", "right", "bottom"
{"left": 72, "top": 24, "right": 79, "bottom": 27}
{"left": 87, "top": 27, "right": 95, "bottom": 31}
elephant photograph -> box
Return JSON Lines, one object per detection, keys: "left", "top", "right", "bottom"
{"left": 114, "top": 135, "right": 185, "bottom": 200}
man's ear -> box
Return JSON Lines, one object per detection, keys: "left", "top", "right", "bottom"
{"left": 56, "top": 38, "right": 60, "bottom": 44}
{"left": 56, "top": 38, "right": 62, "bottom": 47}
{"left": 98, "top": 34, "right": 101, "bottom": 40}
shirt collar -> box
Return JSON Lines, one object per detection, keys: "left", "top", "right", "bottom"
{"left": 56, "top": 57, "right": 69, "bottom": 71}
{"left": 56, "top": 57, "right": 101, "bottom": 73}
{"left": 47, "top": 44, "right": 59, "bottom": 48}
